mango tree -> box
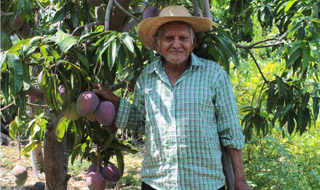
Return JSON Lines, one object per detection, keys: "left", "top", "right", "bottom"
{"left": 1, "top": 0, "right": 319, "bottom": 189}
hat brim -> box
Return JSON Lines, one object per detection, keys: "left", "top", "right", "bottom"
{"left": 137, "top": 16, "right": 212, "bottom": 51}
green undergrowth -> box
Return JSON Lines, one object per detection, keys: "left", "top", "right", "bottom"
{"left": 243, "top": 126, "right": 320, "bottom": 189}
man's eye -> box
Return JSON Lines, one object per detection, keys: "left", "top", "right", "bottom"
{"left": 180, "top": 37, "right": 188, "bottom": 41}
{"left": 165, "top": 36, "right": 173, "bottom": 40}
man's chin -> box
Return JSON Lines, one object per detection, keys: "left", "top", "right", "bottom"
{"left": 166, "top": 57, "right": 188, "bottom": 65}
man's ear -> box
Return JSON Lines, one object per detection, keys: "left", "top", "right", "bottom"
{"left": 153, "top": 36, "right": 160, "bottom": 51}
{"left": 191, "top": 37, "right": 197, "bottom": 51}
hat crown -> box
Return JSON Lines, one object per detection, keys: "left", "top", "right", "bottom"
{"left": 159, "top": 6, "right": 192, "bottom": 17}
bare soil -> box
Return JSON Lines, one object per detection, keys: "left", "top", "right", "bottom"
{"left": 0, "top": 140, "right": 143, "bottom": 190}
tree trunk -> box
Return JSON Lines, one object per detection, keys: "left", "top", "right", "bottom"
{"left": 44, "top": 111, "right": 69, "bottom": 190}
{"left": 34, "top": 141, "right": 44, "bottom": 173}
{"left": 203, "top": 0, "right": 212, "bottom": 19}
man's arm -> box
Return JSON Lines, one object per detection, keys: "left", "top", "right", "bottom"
{"left": 227, "top": 148, "right": 252, "bottom": 190}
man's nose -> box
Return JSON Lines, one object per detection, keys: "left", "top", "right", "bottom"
{"left": 172, "top": 37, "right": 181, "bottom": 48}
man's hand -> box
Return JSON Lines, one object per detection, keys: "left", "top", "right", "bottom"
{"left": 235, "top": 178, "right": 252, "bottom": 190}
{"left": 92, "top": 83, "right": 120, "bottom": 112}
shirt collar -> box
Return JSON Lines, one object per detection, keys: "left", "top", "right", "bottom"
{"left": 146, "top": 52, "right": 204, "bottom": 74}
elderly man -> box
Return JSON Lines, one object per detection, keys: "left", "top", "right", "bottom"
{"left": 93, "top": 5, "right": 251, "bottom": 190}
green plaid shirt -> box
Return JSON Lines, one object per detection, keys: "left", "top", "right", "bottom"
{"left": 115, "top": 53, "right": 245, "bottom": 190}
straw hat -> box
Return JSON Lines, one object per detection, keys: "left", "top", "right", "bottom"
{"left": 137, "top": 5, "right": 213, "bottom": 51}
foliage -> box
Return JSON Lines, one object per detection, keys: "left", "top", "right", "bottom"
{"left": 243, "top": 127, "right": 320, "bottom": 189}
{"left": 3, "top": 29, "right": 148, "bottom": 169}
{"left": 1, "top": 0, "right": 320, "bottom": 188}
{"left": 223, "top": 0, "right": 320, "bottom": 140}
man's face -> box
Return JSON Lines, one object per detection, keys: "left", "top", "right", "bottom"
{"left": 154, "top": 22, "right": 195, "bottom": 65}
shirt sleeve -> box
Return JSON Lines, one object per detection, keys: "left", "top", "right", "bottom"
{"left": 114, "top": 77, "right": 146, "bottom": 134}
{"left": 215, "top": 70, "right": 245, "bottom": 150}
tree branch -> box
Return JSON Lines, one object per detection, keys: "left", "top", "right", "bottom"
{"left": 257, "top": 82, "right": 266, "bottom": 108}
{"left": 0, "top": 11, "right": 14, "bottom": 16}
{"left": 114, "top": 0, "right": 141, "bottom": 22}
{"left": 191, "top": 0, "right": 203, "bottom": 17}
{"left": 203, "top": 0, "right": 212, "bottom": 19}
{"left": 26, "top": 102, "right": 49, "bottom": 108}
{"left": 250, "top": 42, "right": 285, "bottom": 49}
{"left": 0, "top": 102, "right": 14, "bottom": 111}
{"left": 71, "top": 21, "right": 104, "bottom": 36}
{"left": 247, "top": 50, "right": 269, "bottom": 84}
{"left": 104, "top": 0, "right": 114, "bottom": 31}
{"left": 235, "top": 38, "right": 285, "bottom": 50}
{"left": 110, "top": 81, "right": 127, "bottom": 92}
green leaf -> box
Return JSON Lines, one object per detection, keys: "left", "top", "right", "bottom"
{"left": 312, "top": 97, "right": 319, "bottom": 121}
{"left": 22, "top": 63, "right": 31, "bottom": 91}
{"left": 110, "top": 141, "right": 138, "bottom": 154}
{"left": 27, "top": 120, "right": 41, "bottom": 138}
{"left": 22, "top": 140, "right": 39, "bottom": 155}
{"left": 52, "top": 30, "right": 79, "bottom": 53}
{"left": 281, "top": 104, "right": 293, "bottom": 118}
{"left": 310, "top": 18, "right": 320, "bottom": 24}
{"left": 108, "top": 40, "right": 120, "bottom": 69}
{"left": 71, "top": 143, "right": 82, "bottom": 164}
{"left": 214, "top": 32, "right": 238, "bottom": 65}
{"left": 0, "top": 53, "right": 6, "bottom": 69}
{"left": 7, "top": 38, "right": 31, "bottom": 54}
{"left": 301, "top": 45, "right": 311, "bottom": 74}
{"left": 216, "top": 0, "right": 223, "bottom": 7}
{"left": 1, "top": 71, "right": 10, "bottom": 101}
{"left": 1, "top": 32, "right": 13, "bottom": 51}
{"left": 9, "top": 119, "right": 19, "bottom": 140}
{"left": 276, "top": 77, "right": 285, "bottom": 98}
{"left": 79, "top": 31, "right": 105, "bottom": 43}
{"left": 115, "top": 149, "right": 124, "bottom": 176}
{"left": 6, "top": 54, "right": 23, "bottom": 97}
{"left": 287, "top": 43, "right": 303, "bottom": 69}
{"left": 101, "top": 133, "right": 116, "bottom": 152}
{"left": 118, "top": 45, "right": 127, "bottom": 68}
{"left": 56, "top": 117, "right": 70, "bottom": 142}
{"left": 51, "top": 7, "right": 65, "bottom": 24}
{"left": 267, "top": 83, "right": 275, "bottom": 113}
{"left": 17, "top": 0, "right": 33, "bottom": 18}
{"left": 121, "top": 34, "right": 134, "bottom": 53}
{"left": 285, "top": 0, "right": 298, "bottom": 12}
{"left": 77, "top": 53, "right": 90, "bottom": 76}
{"left": 302, "top": 93, "right": 310, "bottom": 110}
{"left": 40, "top": 45, "right": 48, "bottom": 58}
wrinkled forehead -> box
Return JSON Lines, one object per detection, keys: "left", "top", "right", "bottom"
{"left": 157, "top": 21, "right": 194, "bottom": 35}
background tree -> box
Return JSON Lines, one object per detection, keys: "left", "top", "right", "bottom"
{"left": 1, "top": 0, "right": 319, "bottom": 189}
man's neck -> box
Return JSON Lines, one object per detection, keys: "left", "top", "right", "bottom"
{"left": 162, "top": 57, "right": 191, "bottom": 87}
{"left": 162, "top": 57, "right": 191, "bottom": 73}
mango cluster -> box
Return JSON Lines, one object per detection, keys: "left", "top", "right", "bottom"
{"left": 62, "top": 90, "right": 117, "bottom": 133}
{"left": 2, "top": 15, "right": 31, "bottom": 39}
{"left": 86, "top": 163, "right": 121, "bottom": 190}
